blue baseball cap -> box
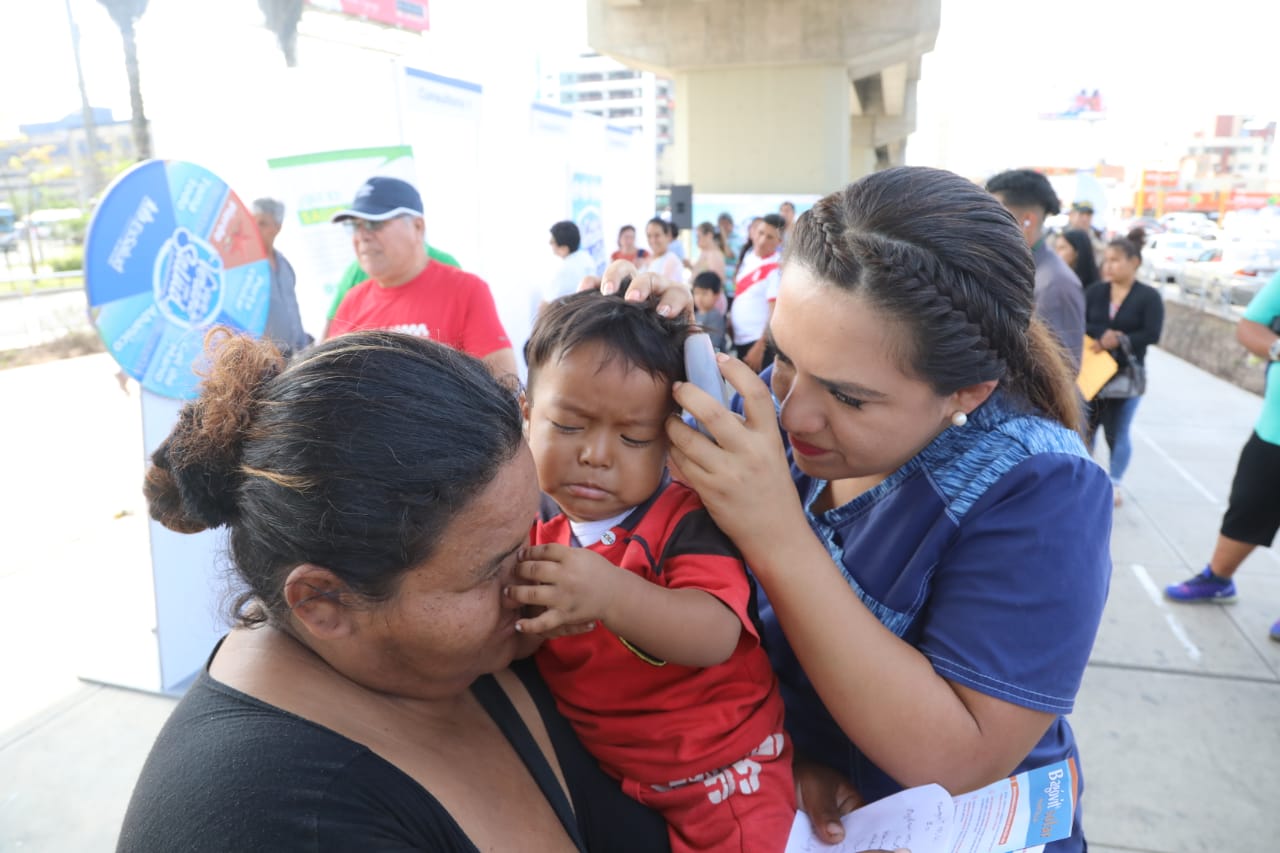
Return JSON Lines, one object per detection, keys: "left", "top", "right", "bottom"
{"left": 330, "top": 176, "right": 424, "bottom": 222}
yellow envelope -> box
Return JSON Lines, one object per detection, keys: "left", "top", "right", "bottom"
{"left": 1077, "top": 336, "right": 1119, "bottom": 401}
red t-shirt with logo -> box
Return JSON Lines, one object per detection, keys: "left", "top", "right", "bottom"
{"left": 532, "top": 480, "right": 786, "bottom": 786}
{"left": 329, "top": 262, "right": 511, "bottom": 358}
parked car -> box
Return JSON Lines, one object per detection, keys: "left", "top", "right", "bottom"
{"left": 1179, "top": 243, "right": 1280, "bottom": 300}
{"left": 1139, "top": 234, "right": 1207, "bottom": 283}
{"left": 1160, "top": 212, "right": 1218, "bottom": 237}
{"left": 1209, "top": 248, "right": 1280, "bottom": 306}
{"left": 1112, "top": 217, "right": 1165, "bottom": 240}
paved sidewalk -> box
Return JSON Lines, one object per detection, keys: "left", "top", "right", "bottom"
{"left": 1, "top": 348, "right": 1277, "bottom": 852}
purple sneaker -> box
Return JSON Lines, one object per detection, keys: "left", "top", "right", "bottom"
{"left": 1164, "top": 567, "right": 1237, "bottom": 602}
{"left": 1270, "top": 618, "right": 1280, "bottom": 643}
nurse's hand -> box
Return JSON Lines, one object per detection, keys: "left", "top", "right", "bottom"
{"left": 667, "top": 353, "right": 807, "bottom": 557}
{"left": 584, "top": 260, "right": 695, "bottom": 320}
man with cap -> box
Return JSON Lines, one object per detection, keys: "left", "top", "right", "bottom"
{"left": 1069, "top": 200, "right": 1107, "bottom": 257}
{"left": 987, "top": 169, "right": 1086, "bottom": 372}
{"left": 327, "top": 176, "right": 516, "bottom": 378}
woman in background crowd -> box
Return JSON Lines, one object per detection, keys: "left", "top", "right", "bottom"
{"left": 611, "top": 224, "right": 648, "bottom": 264}
{"left": 1056, "top": 228, "right": 1101, "bottom": 288}
{"left": 641, "top": 217, "right": 686, "bottom": 284}
{"left": 692, "top": 221, "right": 729, "bottom": 312}
{"left": 1085, "top": 236, "right": 1164, "bottom": 506}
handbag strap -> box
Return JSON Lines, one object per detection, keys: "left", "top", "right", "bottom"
{"left": 1116, "top": 333, "right": 1138, "bottom": 364}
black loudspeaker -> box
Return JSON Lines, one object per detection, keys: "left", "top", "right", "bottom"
{"left": 670, "top": 184, "right": 693, "bottom": 229}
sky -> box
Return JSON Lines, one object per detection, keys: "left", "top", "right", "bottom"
{"left": 1, "top": 0, "right": 1275, "bottom": 178}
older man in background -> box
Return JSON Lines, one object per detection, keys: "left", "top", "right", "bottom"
{"left": 252, "top": 198, "right": 311, "bottom": 358}
{"left": 326, "top": 176, "right": 516, "bottom": 378}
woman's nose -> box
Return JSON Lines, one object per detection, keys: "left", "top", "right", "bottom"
{"left": 778, "top": 380, "right": 822, "bottom": 437}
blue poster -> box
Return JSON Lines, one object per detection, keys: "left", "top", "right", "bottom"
{"left": 571, "top": 172, "right": 606, "bottom": 275}
{"left": 85, "top": 160, "right": 271, "bottom": 399}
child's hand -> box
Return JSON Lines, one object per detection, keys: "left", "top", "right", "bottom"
{"left": 508, "top": 544, "right": 625, "bottom": 636}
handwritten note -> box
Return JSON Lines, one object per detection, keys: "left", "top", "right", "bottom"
{"left": 784, "top": 759, "right": 1075, "bottom": 853}
{"left": 784, "top": 784, "right": 952, "bottom": 853}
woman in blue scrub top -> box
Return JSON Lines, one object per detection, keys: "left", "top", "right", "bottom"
{"left": 606, "top": 167, "right": 1112, "bottom": 852}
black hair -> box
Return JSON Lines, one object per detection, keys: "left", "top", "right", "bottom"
{"left": 692, "top": 270, "right": 722, "bottom": 294}
{"left": 525, "top": 291, "right": 690, "bottom": 403}
{"left": 646, "top": 216, "right": 672, "bottom": 237}
{"left": 717, "top": 212, "right": 733, "bottom": 226}
{"left": 985, "top": 169, "right": 1062, "bottom": 217}
{"left": 1124, "top": 227, "right": 1146, "bottom": 252}
{"left": 760, "top": 213, "right": 786, "bottom": 233}
{"left": 1060, "top": 229, "right": 1100, "bottom": 286}
{"left": 787, "top": 166, "right": 1080, "bottom": 430}
{"left": 1108, "top": 236, "right": 1142, "bottom": 263}
{"left": 618, "top": 224, "right": 635, "bottom": 238}
{"left": 550, "top": 220, "right": 581, "bottom": 253}
{"left": 143, "top": 329, "right": 524, "bottom": 626}
{"left": 780, "top": 201, "right": 795, "bottom": 212}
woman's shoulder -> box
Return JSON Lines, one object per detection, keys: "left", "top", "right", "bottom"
{"left": 118, "top": 672, "right": 462, "bottom": 851}
{"left": 1133, "top": 281, "right": 1163, "bottom": 301}
{"left": 922, "top": 396, "right": 1102, "bottom": 523}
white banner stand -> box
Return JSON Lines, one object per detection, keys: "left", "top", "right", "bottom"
{"left": 77, "top": 389, "right": 228, "bottom": 696}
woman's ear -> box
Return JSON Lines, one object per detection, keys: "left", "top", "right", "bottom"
{"left": 283, "top": 564, "right": 358, "bottom": 640}
{"left": 949, "top": 379, "right": 999, "bottom": 419}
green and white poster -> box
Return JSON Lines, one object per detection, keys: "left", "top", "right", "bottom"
{"left": 266, "top": 145, "right": 416, "bottom": 336}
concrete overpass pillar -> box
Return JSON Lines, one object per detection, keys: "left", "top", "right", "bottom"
{"left": 674, "top": 64, "right": 850, "bottom": 194}
{"left": 587, "top": 0, "right": 940, "bottom": 194}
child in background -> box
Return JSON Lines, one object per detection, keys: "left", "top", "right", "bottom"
{"left": 511, "top": 291, "right": 795, "bottom": 853}
{"left": 692, "top": 271, "right": 729, "bottom": 353}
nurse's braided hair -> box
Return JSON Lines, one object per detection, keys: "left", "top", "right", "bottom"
{"left": 785, "top": 167, "right": 1080, "bottom": 430}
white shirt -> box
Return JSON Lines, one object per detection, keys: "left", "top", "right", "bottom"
{"left": 642, "top": 251, "right": 686, "bottom": 284}
{"left": 730, "top": 250, "right": 781, "bottom": 345}
{"left": 569, "top": 509, "right": 632, "bottom": 546}
{"left": 542, "top": 249, "right": 600, "bottom": 303}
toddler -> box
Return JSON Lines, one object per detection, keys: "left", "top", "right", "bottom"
{"left": 511, "top": 291, "right": 795, "bottom": 853}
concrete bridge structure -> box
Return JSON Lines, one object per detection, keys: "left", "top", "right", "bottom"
{"left": 587, "top": 0, "right": 941, "bottom": 193}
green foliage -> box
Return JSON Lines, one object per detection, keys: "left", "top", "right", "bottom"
{"left": 49, "top": 249, "right": 84, "bottom": 273}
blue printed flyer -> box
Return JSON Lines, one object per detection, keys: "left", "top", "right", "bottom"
{"left": 85, "top": 160, "right": 271, "bottom": 399}
{"left": 786, "top": 759, "right": 1077, "bottom": 853}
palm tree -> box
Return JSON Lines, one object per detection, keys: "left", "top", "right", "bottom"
{"left": 96, "top": 0, "right": 151, "bottom": 160}
{"left": 66, "top": 0, "right": 104, "bottom": 198}
{"left": 259, "top": 0, "right": 304, "bottom": 67}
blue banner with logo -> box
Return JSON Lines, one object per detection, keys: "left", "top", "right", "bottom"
{"left": 85, "top": 160, "right": 271, "bottom": 399}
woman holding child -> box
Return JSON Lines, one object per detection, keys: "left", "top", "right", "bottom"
{"left": 120, "top": 166, "right": 1107, "bottom": 852}
{"left": 117, "top": 331, "right": 672, "bottom": 852}
{"left": 612, "top": 166, "right": 1111, "bottom": 851}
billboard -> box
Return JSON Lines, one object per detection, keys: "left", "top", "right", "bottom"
{"left": 305, "top": 0, "right": 429, "bottom": 32}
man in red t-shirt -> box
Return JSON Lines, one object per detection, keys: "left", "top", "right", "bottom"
{"left": 327, "top": 177, "right": 516, "bottom": 378}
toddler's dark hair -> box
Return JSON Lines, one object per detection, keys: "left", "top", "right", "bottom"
{"left": 525, "top": 291, "right": 690, "bottom": 401}
{"left": 692, "top": 271, "right": 723, "bottom": 295}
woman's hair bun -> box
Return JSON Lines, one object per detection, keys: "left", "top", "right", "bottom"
{"left": 142, "top": 330, "right": 287, "bottom": 533}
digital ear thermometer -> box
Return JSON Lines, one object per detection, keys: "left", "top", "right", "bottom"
{"left": 683, "top": 332, "right": 730, "bottom": 441}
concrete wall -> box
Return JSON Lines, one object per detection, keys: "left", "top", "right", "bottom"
{"left": 674, "top": 64, "right": 850, "bottom": 193}
{"left": 1159, "top": 300, "right": 1266, "bottom": 396}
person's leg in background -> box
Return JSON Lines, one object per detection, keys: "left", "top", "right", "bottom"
{"left": 1104, "top": 394, "right": 1142, "bottom": 488}
{"left": 1165, "top": 432, "right": 1280, "bottom": 641}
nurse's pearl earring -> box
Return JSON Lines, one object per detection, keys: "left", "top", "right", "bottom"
{"left": 951, "top": 411, "right": 968, "bottom": 428}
